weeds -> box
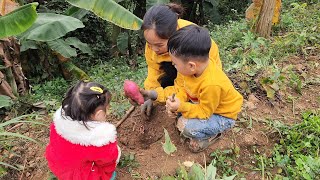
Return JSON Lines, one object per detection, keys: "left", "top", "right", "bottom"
{"left": 162, "top": 159, "right": 237, "bottom": 180}
{"left": 266, "top": 111, "right": 320, "bottom": 179}
{"left": 25, "top": 56, "right": 147, "bottom": 117}
{"left": 118, "top": 153, "right": 139, "bottom": 173}
{"left": 210, "top": 2, "right": 319, "bottom": 100}
{"left": 0, "top": 114, "right": 45, "bottom": 176}
{"left": 259, "top": 66, "right": 286, "bottom": 99}
{"left": 0, "top": 95, "right": 13, "bottom": 109}
{"left": 288, "top": 70, "right": 303, "bottom": 94}
{"left": 30, "top": 77, "right": 69, "bottom": 101}
{"left": 161, "top": 129, "right": 237, "bottom": 179}
{"left": 210, "top": 149, "right": 238, "bottom": 177}
{"left": 88, "top": 56, "right": 147, "bottom": 117}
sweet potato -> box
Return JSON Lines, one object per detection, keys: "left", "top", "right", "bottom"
{"left": 124, "top": 80, "right": 144, "bottom": 105}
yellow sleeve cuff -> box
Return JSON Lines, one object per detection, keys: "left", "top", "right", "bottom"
{"left": 177, "top": 101, "right": 189, "bottom": 114}
{"left": 155, "top": 87, "right": 166, "bottom": 103}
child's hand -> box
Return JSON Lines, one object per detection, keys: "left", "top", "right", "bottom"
{"left": 166, "top": 95, "right": 180, "bottom": 112}
{"left": 126, "top": 95, "right": 139, "bottom": 106}
{"left": 140, "top": 89, "right": 158, "bottom": 101}
{"left": 167, "top": 109, "right": 177, "bottom": 118}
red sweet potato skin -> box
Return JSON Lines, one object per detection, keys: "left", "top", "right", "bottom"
{"left": 124, "top": 80, "right": 144, "bottom": 105}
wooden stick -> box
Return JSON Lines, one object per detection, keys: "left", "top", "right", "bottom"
{"left": 7, "top": 122, "right": 23, "bottom": 132}
{"left": 116, "top": 106, "right": 135, "bottom": 128}
{"left": 171, "top": 93, "right": 175, "bottom": 102}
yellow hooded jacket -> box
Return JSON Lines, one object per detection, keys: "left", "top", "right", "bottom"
{"left": 144, "top": 19, "right": 222, "bottom": 103}
{"left": 176, "top": 61, "right": 243, "bottom": 120}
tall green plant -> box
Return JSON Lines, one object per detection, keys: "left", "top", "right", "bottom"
{"left": 19, "top": 13, "right": 91, "bottom": 58}
{"left": 0, "top": 3, "right": 38, "bottom": 39}
{"left": 66, "top": 0, "right": 142, "bottom": 30}
{"left": 19, "top": 13, "right": 84, "bottom": 42}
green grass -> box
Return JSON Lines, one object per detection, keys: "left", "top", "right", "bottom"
{"left": 28, "top": 56, "right": 147, "bottom": 117}
{"left": 210, "top": 2, "right": 320, "bottom": 73}
{"left": 210, "top": 149, "right": 238, "bottom": 178}
{"left": 260, "top": 111, "right": 320, "bottom": 179}
{"left": 88, "top": 56, "right": 147, "bottom": 117}
{"left": 28, "top": 2, "right": 319, "bottom": 117}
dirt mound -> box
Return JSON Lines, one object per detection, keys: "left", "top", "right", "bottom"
{"left": 117, "top": 105, "right": 175, "bottom": 149}
{"left": 116, "top": 104, "right": 276, "bottom": 179}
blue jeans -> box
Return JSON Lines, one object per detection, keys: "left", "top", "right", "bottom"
{"left": 178, "top": 114, "right": 235, "bottom": 140}
{"left": 110, "top": 171, "right": 117, "bottom": 180}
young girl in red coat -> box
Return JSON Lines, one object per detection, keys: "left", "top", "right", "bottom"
{"left": 46, "top": 81, "right": 120, "bottom": 180}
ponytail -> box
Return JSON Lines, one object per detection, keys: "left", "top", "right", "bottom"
{"left": 166, "top": 3, "right": 184, "bottom": 18}
{"left": 142, "top": 3, "right": 185, "bottom": 39}
{"left": 61, "top": 81, "right": 111, "bottom": 129}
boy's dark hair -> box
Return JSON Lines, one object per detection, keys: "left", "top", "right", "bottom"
{"left": 62, "top": 81, "right": 111, "bottom": 129}
{"left": 168, "top": 25, "right": 211, "bottom": 62}
{"left": 142, "top": 3, "right": 184, "bottom": 39}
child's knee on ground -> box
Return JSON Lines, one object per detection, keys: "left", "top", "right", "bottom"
{"left": 176, "top": 116, "right": 188, "bottom": 132}
{"left": 176, "top": 115, "right": 236, "bottom": 140}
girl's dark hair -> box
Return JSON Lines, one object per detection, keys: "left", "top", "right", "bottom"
{"left": 61, "top": 81, "right": 111, "bottom": 128}
{"left": 168, "top": 25, "right": 211, "bottom": 62}
{"left": 142, "top": 3, "right": 184, "bottom": 39}
{"left": 159, "top": 61, "right": 177, "bottom": 88}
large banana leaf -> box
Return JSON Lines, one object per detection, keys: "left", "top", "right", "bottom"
{"left": 66, "top": 0, "right": 142, "bottom": 30}
{"left": 0, "top": 3, "right": 38, "bottom": 39}
{"left": 47, "top": 39, "right": 77, "bottom": 58}
{"left": 19, "top": 13, "right": 84, "bottom": 42}
{"left": 47, "top": 37, "right": 92, "bottom": 58}
{"left": 20, "top": 40, "right": 38, "bottom": 52}
{"left": 65, "top": 37, "right": 92, "bottom": 55}
{"left": 64, "top": 6, "right": 88, "bottom": 20}
{"left": 146, "top": 0, "right": 169, "bottom": 10}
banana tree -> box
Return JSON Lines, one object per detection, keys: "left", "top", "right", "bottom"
{"left": 66, "top": 0, "right": 143, "bottom": 30}
{"left": 18, "top": 12, "right": 91, "bottom": 80}
{"left": 66, "top": 0, "right": 144, "bottom": 65}
{"left": 0, "top": 2, "right": 38, "bottom": 98}
{"left": 0, "top": 2, "right": 37, "bottom": 38}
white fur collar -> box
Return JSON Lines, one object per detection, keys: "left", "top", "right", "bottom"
{"left": 53, "top": 107, "right": 117, "bottom": 147}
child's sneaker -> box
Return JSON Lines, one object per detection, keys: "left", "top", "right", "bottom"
{"left": 187, "top": 133, "right": 222, "bottom": 153}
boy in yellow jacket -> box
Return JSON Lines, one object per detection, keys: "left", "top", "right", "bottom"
{"left": 165, "top": 25, "right": 243, "bottom": 153}
{"left": 139, "top": 3, "right": 222, "bottom": 118}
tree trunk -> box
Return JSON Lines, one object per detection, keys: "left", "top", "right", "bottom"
{"left": 0, "top": 71, "right": 16, "bottom": 99}
{"left": 0, "top": 38, "right": 28, "bottom": 97}
{"left": 254, "top": 0, "right": 277, "bottom": 38}
{"left": 56, "top": 53, "right": 90, "bottom": 80}
{"left": 246, "top": 0, "right": 281, "bottom": 25}
{"left": 10, "top": 37, "right": 28, "bottom": 95}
